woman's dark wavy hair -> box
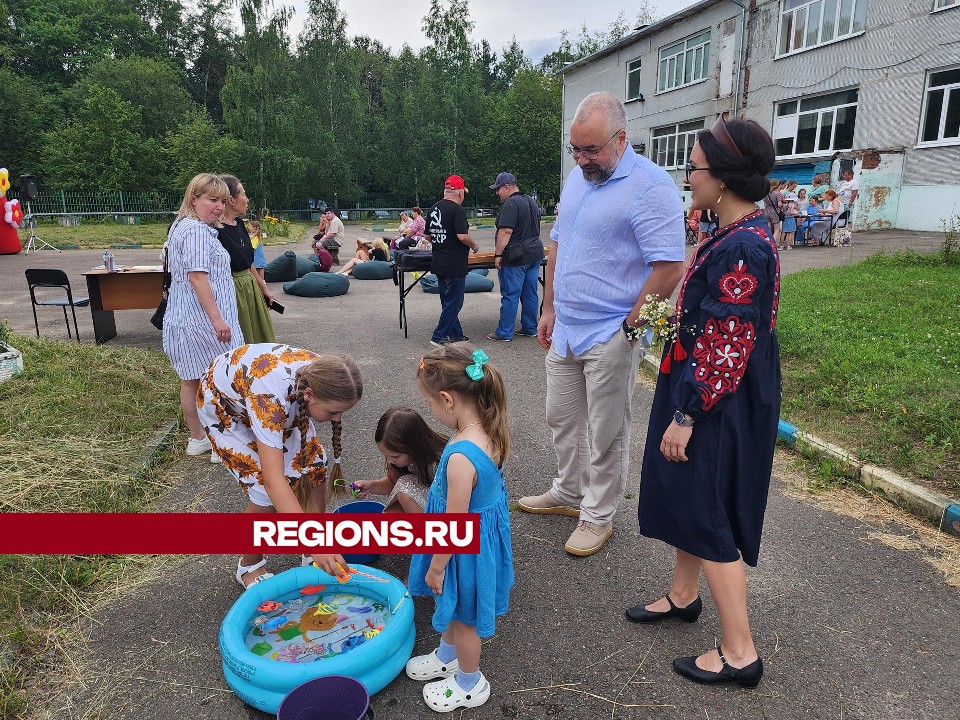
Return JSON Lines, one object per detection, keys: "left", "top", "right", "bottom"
{"left": 697, "top": 119, "right": 775, "bottom": 203}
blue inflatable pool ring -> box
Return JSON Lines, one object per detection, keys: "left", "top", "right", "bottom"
{"left": 219, "top": 564, "right": 414, "bottom": 714}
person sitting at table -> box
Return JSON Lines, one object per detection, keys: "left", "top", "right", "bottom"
{"left": 807, "top": 191, "right": 843, "bottom": 246}
{"left": 819, "top": 189, "right": 849, "bottom": 246}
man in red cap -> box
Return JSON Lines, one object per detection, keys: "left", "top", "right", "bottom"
{"left": 425, "top": 175, "right": 479, "bottom": 346}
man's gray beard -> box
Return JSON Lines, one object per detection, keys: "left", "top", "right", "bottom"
{"left": 583, "top": 165, "right": 615, "bottom": 185}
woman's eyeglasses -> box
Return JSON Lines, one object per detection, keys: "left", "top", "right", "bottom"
{"left": 684, "top": 163, "right": 711, "bottom": 182}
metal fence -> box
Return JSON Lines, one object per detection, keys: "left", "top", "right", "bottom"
{"left": 7, "top": 189, "right": 496, "bottom": 222}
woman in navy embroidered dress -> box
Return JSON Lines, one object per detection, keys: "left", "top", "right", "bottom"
{"left": 629, "top": 116, "right": 780, "bottom": 689}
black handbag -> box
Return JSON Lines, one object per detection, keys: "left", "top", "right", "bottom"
{"left": 150, "top": 247, "right": 171, "bottom": 330}
{"left": 504, "top": 242, "right": 524, "bottom": 263}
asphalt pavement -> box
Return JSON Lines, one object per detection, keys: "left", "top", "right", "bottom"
{"left": 5, "top": 226, "right": 958, "bottom": 719}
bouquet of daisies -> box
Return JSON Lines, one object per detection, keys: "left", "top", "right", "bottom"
{"left": 634, "top": 294, "right": 679, "bottom": 346}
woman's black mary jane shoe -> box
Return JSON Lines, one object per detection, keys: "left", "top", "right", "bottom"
{"left": 672, "top": 650, "right": 763, "bottom": 688}
{"left": 625, "top": 594, "right": 702, "bottom": 624}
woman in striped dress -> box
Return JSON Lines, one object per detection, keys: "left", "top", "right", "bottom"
{"left": 162, "top": 173, "right": 244, "bottom": 460}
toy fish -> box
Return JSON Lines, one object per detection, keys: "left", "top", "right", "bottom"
{"left": 347, "top": 605, "right": 372, "bottom": 613}
{"left": 339, "top": 635, "right": 366, "bottom": 653}
{"left": 257, "top": 600, "right": 282, "bottom": 612}
{"left": 262, "top": 615, "right": 288, "bottom": 631}
{"left": 362, "top": 627, "right": 381, "bottom": 639}
{"left": 312, "top": 601, "right": 338, "bottom": 616}
{"left": 300, "top": 584, "right": 326, "bottom": 595}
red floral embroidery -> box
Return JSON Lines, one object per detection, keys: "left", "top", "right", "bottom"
{"left": 691, "top": 316, "right": 756, "bottom": 411}
{"left": 719, "top": 260, "right": 758, "bottom": 305}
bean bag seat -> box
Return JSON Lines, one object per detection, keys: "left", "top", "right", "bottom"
{"left": 419, "top": 273, "right": 494, "bottom": 294}
{"left": 469, "top": 268, "right": 489, "bottom": 277}
{"left": 351, "top": 260, "right": 394, "bottom": 280}
{"left": 296, "top": 255, "right": 321, "bottom": 278}
{"left": 282, "top": 272, "right": 350, "bottom": 297}
{"left": 264, "top": 250, "right": 298, "bottom": 283}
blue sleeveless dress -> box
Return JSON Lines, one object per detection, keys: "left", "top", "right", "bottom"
{"left": 409, "top": 440, "right": 515, "bottom": 639}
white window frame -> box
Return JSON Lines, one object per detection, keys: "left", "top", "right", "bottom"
{"left": 772, "top": 89, "right": 858, "bottom": 159}
{"left": 918, "top": 66, "right": 960, "bottom": 147}
{"left": 776, "top": 0, "right": 867, "bottom": 58}
{"left": 933, "top": 0, "right": 959, "bottom": 11}
{"left": 650, "top": 120, "right": 704, "bottom": 169}
{"left": 626, "top": 58, "right": 643, "bottom": 101}
{"left": 656, "top": 30, "right": 711, "bottom": 94}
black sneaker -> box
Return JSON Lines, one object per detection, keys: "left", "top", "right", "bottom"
{"left": 486, "top": 333, "right": 511, "bottom": 342}
{"left": 453, "top": 336, "right": 470, "bottom": 343}
{"left": 514, "top": 329, "right": 536, "bottom": 337}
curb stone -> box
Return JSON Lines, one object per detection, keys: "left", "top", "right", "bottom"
{"left": 639, "top": 351, "right": 960, "bottom": 538}
{"left": 129, "top": 419, "right": 179, "bottom": 484}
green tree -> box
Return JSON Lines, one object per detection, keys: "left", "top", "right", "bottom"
{"left": 221, "top": 0, "right": 307, "bottom": 212}
{"left": 164, "top": 109, "right": 241, "bottom": 190}
{"left": 0, "top": 68, "right": 61, "bottom": 177}
{"left": 186, "top": 0, "right": 237, "bottom": 123}
{"left": 40, "top": 85, "right": 164, "bottom": 189}
{"left": 71, "top": 56, "right": 194, "bottom": 140}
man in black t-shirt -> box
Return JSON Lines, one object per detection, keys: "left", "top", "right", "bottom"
{"left": 487, "top": 172, "right": 544, "bottom": 342}
{"left": 425, "top": 174, "right": 478, "bottom": 346}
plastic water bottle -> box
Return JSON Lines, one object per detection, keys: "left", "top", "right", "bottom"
{"left": 103, "top": 251, "right": 109, "bottom": 269}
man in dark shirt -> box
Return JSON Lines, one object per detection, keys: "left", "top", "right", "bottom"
{"left": 487, "top": 172, "right": 545, "bottom": 342}
{"left": 425, "top": 174, "right": 478, "bottom": 346}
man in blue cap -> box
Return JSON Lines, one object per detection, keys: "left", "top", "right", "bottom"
{"left": 486, "top": 172, "right": 544, "bottom": 342}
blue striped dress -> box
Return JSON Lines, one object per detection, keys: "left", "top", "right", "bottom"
{"left": 162, "top": 217, "right": 243, "bottom": 380}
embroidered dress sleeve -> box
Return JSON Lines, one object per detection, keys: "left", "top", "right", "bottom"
{"left": 672, "top": 236, "right": 771, "bottom": 420}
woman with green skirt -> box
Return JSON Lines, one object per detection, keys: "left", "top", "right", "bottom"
{"left": 217, "top": 175, "right": 276, "bottom": 343}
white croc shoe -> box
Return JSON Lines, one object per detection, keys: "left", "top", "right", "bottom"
{"left": 235, "top": 559, "right": 273, "bottom": 589}
{"left": 405, "top": 649, "right": 459, "bottom": 681}
{"left": 423, "top": 673, "right": 490, "bottom": 713}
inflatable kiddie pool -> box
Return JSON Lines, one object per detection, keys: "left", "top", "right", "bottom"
{"left": 219, "top": 564, "right": 414, "bottom": 714}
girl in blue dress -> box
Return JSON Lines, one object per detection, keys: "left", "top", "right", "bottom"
{"left": 406, "top": 345, "right": 514, "bottom": 713}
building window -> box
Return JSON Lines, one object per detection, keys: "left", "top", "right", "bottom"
{"left": 919, "top": 67, "right": 960, "bottom": 144}
{"left": 657, "top": 31, "right": 711, "bottom": 93}
{"left": 626, "top": 58, "right": 643, "bottom": 101}
{"left": 776, "top": 0, "right": 867, "bottom": 56}
{"left": 934, "top": 0, "right": 958, "bottom": 9}
{"left": 651, "top": 120, "right": 704, "bottom": 169}
{"left": 772, "top": 89, "right": 858, "bottom": 157}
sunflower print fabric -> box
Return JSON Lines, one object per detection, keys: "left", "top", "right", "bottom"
{"left": 197, "top": 343, "right": 325, "bottom": 501}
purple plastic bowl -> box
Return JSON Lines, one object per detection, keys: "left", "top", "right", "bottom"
{"left": 277, "top": 674, "right": 372, "bottom": 720}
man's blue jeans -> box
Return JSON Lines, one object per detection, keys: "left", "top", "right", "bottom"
{"left": 432, "top": 275, "right": 466, "bottom": 343}
{"left": 495, "top": 261, "right": 540, "bottom": 339}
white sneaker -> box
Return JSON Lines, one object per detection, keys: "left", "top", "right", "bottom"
{"left": 210, "top": 450, "right": 222, "bottom": 464}
{"left": 186, "top": 436, "right": 211, "bottom": 455}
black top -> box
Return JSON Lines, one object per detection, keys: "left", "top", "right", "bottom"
{"left": 496, "top": 191, "right": 544, "bottom": 266}
{"left": 371, "top": 247, "right": 388, "bottom": 262}
{"left": 426, "top": 198, "right": 470, "bottom": 277}
{"left": 217, "top": 220, "right": 254, "bottom": 272}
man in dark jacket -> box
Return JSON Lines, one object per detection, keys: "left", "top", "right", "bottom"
{"left": 487, "top": 172, "right": 544, "bottom": 342}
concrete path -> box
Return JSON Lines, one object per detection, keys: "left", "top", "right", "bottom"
{"left": 5, "top": 227, "right": 957, "bottom": 719}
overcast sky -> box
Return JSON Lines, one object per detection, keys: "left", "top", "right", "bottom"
{"left": 280, "top": 0, "right": 695, "bottom": 61}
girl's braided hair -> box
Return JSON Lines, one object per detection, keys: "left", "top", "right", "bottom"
{"left": 293, "top": 354, "right": 363, "bottom": 509}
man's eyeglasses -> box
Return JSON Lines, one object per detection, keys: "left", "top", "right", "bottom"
{"left": 566, "top": 130, "right": 621, "bottom": 160}
{"left": 684, "top": 163, "right": 711, "bottom": 182}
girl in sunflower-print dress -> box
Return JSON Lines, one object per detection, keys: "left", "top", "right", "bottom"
{"left": 197, "top": 343, "right": 364, "bottom": 588}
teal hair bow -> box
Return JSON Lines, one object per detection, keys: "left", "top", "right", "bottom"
{"left": 465, "top": 349, "right": 489, "bottom": 381}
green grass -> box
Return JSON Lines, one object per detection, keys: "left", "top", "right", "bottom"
{"left": 778, "top": 251, "right": 960, "bottom": 495}
{"left": 0, "top": 331, "right": 180, "bottom": 716}
{"left": 19, "top": 218, "right": 315, "bottom": 249}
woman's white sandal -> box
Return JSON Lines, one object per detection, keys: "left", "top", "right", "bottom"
{"left": 235, "top": 559, "right": 273, "bottom": 589}
{"left": 422, "top": 673, "right": 490, "bottom": 713}
{"left": 405, "top": 649, "right": 459, "bottom": 681}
